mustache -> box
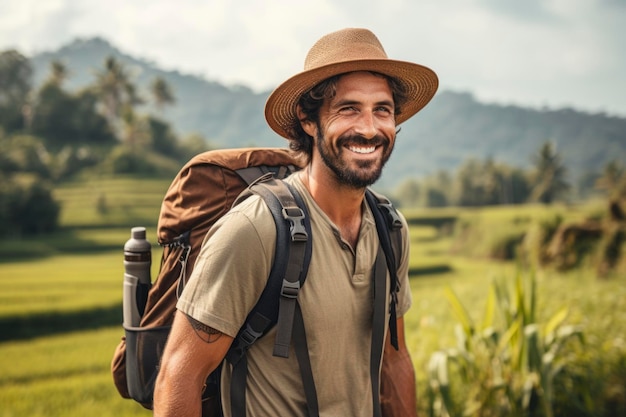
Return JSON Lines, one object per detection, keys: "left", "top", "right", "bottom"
{"left": 336, "top": 134, "right": 390, "bottom": 148}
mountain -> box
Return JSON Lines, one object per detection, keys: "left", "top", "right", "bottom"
{"left": 29, "top": 37, "right": 626, "bottom": 190}
{"left": 30, "top": 37, "right": 276, "bottom": 147}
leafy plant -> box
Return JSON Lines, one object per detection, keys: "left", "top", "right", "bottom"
{"left": 428, "top": 271, "right": 586, "bottom": 417}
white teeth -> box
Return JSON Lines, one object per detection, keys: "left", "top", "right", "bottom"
{"left": 349, "top": 146, "right": 375, "bottom": 154}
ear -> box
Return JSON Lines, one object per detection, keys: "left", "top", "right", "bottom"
{"left": 296, "top": 105, "right": 317, "bottom": 138}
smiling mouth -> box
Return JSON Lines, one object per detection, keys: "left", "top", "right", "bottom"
{"left": 348, "top": 145, "right": 376, "bottom": 154}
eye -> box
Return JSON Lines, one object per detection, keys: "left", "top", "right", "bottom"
{"left": 375, "top": 106, "right": 393, "bottom": 115}
{"left": 338, "top": 106, "right": 358, "bottom": 114}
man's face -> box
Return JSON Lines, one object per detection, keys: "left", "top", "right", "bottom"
{"left": 313, "top": 71, "right": 397, "bottom": 189}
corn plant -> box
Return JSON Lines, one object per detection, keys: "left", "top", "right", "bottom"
{"left": 427, "top": 271, "right": 585, "bottom": 417}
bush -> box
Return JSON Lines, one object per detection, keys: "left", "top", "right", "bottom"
{"left": 596, "top": 224, "right": 626, "bottom": 276}
{"left": 451, "top": 216, "right": 526, "bottom": 260}
{"left": 486, "top": 229, "right": 526, "bottom": 260}
{"left": 52, "top": 145, "right": 103, "bottom": 181}
{"left": 521, "top": 204, "right": 626, "bottom": 276}
{"left": 99, "top": 145, "right": 180, "bottom": 177}
{"left": 521, "top": 214, "right": 563, "bottom": 268}
{"left": 0, "top": 175, "right": 60, "bottom": 236}
{"left": 428, "top": 271, "right": 589, "bottom": 417}
{"left": 104, "top": 145, "right": 157, "bottom": 175}
{"left": 0, "top": 134, "right": 52, "bottom": 178}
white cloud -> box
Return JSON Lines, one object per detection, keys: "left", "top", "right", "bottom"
{"left": 0, "top": 0, "right": 624, "bottom": 115}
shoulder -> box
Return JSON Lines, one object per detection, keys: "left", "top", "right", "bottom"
{"left": 203, "top": 193, "right": 277, "bottom": 249}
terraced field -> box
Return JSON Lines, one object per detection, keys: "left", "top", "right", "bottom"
{"left": 1, "top": 178, "right": 623, "bottom": 416}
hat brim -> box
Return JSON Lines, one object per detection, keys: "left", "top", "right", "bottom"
{"left": 265, "top": 58, "right": 439, "bottom": 139}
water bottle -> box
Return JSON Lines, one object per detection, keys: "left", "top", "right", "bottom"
{"left": 123, "top": 227, "right": 152, "bottom": 328}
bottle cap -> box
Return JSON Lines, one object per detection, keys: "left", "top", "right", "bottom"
{"left": 131, "top": 227, "right": 146, "bottom": 240}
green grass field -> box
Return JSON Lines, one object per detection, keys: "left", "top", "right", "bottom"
{"left": 53, "top": 177, "right": 170, "bottom": 227}
{"left": 0, "top": 178, "right": 624, "bottom": 416}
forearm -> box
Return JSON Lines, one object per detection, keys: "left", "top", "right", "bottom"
{"left": 380, "top": 343, "right": 417, "bottom": 416}
{"left": 153, "top": 311, "right": 232, "bottom": 417}
{"left": 153, "top": 367, "right": 205, "bottom": 417}
{"left": 380, "top": 317, "right": 418, "bottom": 417}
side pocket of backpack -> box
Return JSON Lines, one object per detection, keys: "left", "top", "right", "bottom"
{"left": 124, "top": 325, "right": 171, "bottom": 409}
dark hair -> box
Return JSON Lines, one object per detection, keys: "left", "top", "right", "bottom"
{"left": 285, "top": 72, "right": 409, "bottom": 162}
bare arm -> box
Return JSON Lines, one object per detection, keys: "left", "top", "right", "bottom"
{"left": 153, "top": 310, "right": 234, "bottom": 417}
{"left": 380, "top": 316, "right": 418, "bottom": 417}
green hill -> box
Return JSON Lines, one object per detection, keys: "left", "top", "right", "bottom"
{"left": 29, "top": 37, "right": 626, "bottom": 189}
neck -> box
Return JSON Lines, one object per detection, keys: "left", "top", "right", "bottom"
{"left": 301, "top": 165, "right": 364, "bottom": 211}
{"left": 298, "top": 165, "right": 365, "bottom": 248}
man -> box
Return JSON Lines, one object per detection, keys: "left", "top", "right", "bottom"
{"left": 154, "top": 28, "right": 438, "bottom": 416}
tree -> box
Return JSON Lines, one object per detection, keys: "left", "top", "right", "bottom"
{"left": 452, "top": 158, "right": 491, "bottom": 206}
{"left": 0, "top": 49, "right": 32, "bottom": 132}
{"left": 71, "top": 89, "right": 117, "bottom": 146}
{"left": 48, "top": 60, "right": 69, "bottom": 87}
{"left": 120, "top": 107, "right": 151, "bottom": 150}
{"left": 595, "top": 160, "right": 626, "bottom": 201}
{"left": 32, "top": 62, "right": 115, "bottom": 150}
{"left": 0, "top": 178, "right": 60, "bottom": 236}
{"left": 505, "top": 167, "right": 532, "bottom": 205}
{"left": 93, "top": 56, "right": 142, "bottom": 137}
{"left": 0, "top": 135, "right": 51, "bottom": 178}
{"left": 0, "top": 133, "right": 60, "bottom": 236}
{"left": 529, "top": 141, "right": 570, "bottom": 204}
{"left": 31, "top": 79, "right": 76, "bottom": 145}
{"left": 422, "top": 170, "right": 452, "bottom": 207}
{"left": 147, "top": 116, "right": 178, "bottom": 156}
{"left": 150, "top": 76, "right": 176, "bottom": 113}
{"left": 394, "top": 179, "right": 421, "bottom": 208}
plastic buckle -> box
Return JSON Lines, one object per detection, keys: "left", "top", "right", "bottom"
{"left": 281, "top": 279, "right": 300, "bottom": 299}
{"left": 282, "top": 207, "right": 308, "bottom": 242}
{"left": 240, "top": 324, "right": 263, "bottom": 346}
{"left": 378, "top": 203, "right": 402, "bottom": 229}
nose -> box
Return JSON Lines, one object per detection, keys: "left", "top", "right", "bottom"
{"left": 353, "top": 110, "right": 378, "bottom": 140}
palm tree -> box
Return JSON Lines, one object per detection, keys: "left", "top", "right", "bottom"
{"left": 149, "top": 76, "right": 175, "bottom": 114}
{"left": 0, "top": 49, "right": 33, "bottom": 132}
{"left": 48, "top": 60, "right": 69, "bottom": 87}
{"left": 93, "top": 56, "right": 142, "bottom": 137}
{"left": 529, "top": 141, "right": 570, "bottom": 204}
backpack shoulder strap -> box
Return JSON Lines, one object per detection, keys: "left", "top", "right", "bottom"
{"left": 227, "top": 177, "right": 319, "bottom": 417}
{"left": 226, "top": 177, "right": 312, "bottom": 361}
{"left": 365, "top": 189, "right": 404, "bottom": 417}
{"left": 365, "top": 189, "right": 403, "bottom": 262}
{"left": 370, "top": 246, "right": 388, "bottom": 417}
{"left": 365, "top": 189, "right": 403, "bottom": 350}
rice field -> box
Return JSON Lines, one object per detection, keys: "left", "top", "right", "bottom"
{"left": 0, "top": 178, "right": 623, "bottom": 416}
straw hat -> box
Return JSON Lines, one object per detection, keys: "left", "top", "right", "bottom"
{"left": 265, "top": 28, "right": 439, "bottom": 139}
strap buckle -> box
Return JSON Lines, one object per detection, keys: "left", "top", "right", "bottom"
{"left": 239, "top": 323, "right": 263, "bottom": 346}
{"left": 280, "top": 279, "right": 300, "bottom": 299}
{"left": 282, "top": 207, "right": 308, "bottom": 242}
{"left": 377, "top": 202, "right": 403, "bottom": 229}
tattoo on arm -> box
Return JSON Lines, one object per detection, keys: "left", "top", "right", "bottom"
{"left": 185, "top": 314, "right": 223, "bottom": 344}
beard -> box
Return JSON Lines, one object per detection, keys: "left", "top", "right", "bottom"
{"left": 316, "top": 130, "right": 394, "bottom": 189}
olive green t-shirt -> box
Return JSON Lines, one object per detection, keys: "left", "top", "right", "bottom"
{"left": 177, "top": 173, "right": 412, "bottom": 417}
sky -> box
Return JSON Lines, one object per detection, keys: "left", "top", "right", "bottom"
{"left": 1, "top": 0, "right": 625, "bottom": 116}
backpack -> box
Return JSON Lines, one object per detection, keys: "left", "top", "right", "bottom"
{"left": 111, "top": 147, "right": 404, "bottom": 417}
